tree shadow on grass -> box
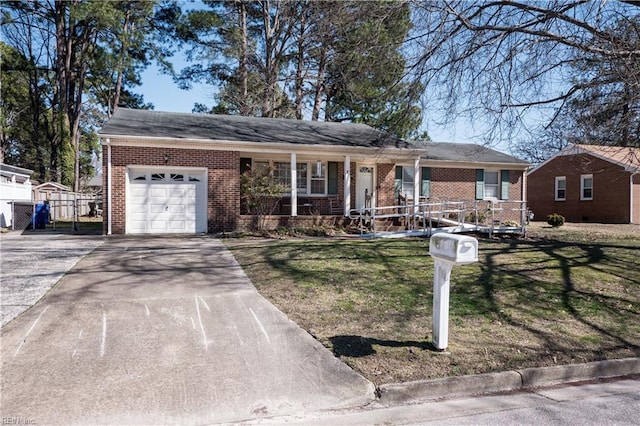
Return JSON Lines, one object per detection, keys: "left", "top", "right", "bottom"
{"left": 476, "top": 236, "right": 640, "bottom": 352}
{"left": 329, "top": 334, "right": 436, "bottom": 357}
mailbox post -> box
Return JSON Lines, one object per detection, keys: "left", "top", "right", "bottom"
{"left": 429, "top": 234, "right": 478, "bottom": 350}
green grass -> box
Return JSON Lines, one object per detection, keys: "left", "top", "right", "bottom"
{"left": 225, "top": 227, "right": 640, "bottom": 384}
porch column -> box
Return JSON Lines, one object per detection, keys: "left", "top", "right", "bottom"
{"left": 413, "top": 157, "right": 420, "bottom": 213}
{"left": 344, "top": 156, "right": 351, "bottom": 215}
{"left": 291, "top": 152, "right": 297, "bottom": 216}
{"left": 106, "top": 139, "right": 112, "bottom": 235}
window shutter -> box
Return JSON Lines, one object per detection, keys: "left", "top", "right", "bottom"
{"left": 421, "top": 167, "right": 431, "bottom": 198}
{"left": 500, "top": 170, "right": 510, "bottom": 200}
{"left": 240, "top": 157, "right": 252, "bottom": 174}
{"left": 395, "top": 166, "right": 403, "bottom": 194}
{"left": 328, "top": 162, "right": 338, "bottom": 195}
{"left": 475, "top": 169, "right": 484, "bottom": 199}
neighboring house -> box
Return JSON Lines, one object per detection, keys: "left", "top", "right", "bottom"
{"left": 0, "top": 163, "right": 34, "bottom": 229}
{"left": 527, "top": 144, "right": 640, "bottom": 223}
{"left": 98, "top": 108, "right": 529, "bottom": 235}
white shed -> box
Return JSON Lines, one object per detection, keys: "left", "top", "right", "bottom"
{"left": 0, "top": 163, "right": 34, "bottom": 229}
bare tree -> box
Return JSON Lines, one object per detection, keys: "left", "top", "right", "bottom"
{"left": 409, "top": 0, "right": 640, "bottom": 158}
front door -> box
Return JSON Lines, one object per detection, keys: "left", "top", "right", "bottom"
{"left": 355, "top": 165, "right": 374, "bottom": 210}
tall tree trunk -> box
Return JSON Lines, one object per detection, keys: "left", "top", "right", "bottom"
{"left": 238, "top": 1, "right": 249, "bottom": 115}
{"left": 312, "top": 45, "right": 327, "bottom": 121}
{"left": 111, "top": 6, "right": 132, "bottom": 117}
{"left": 54, "top": 0, "right": 71, "bottom": 184}
{"left": 294, "top": 11, "right": 306, "bottom": 120}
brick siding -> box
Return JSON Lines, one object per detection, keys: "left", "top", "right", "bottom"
{"left": 528, "top": 153, "right": 633, "bottom": 223}
{"left": 103, "top": 145, "right": 239, "bottom": 234}
{"left": 103, "top": 145, "right": 527, "bottom": 234}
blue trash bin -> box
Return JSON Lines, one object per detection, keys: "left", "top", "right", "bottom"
{"left": 33, "top": 202, "right": 50, "bottom": 229}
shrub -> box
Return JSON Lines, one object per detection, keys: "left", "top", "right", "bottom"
{"left": 241, "top": 165, "right": 287, "bottom": 230}
{"left": 547, "top": 213, "right": 565, "bottom": 228}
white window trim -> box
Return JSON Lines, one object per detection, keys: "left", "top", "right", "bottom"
{"left": 555, "top": 176, "right": 566, "bottom": 201}
{"left": 398, "top": 165, "right": 415, "bottom": 199}
{"left": 580, "top": 174, "right": 593, "bottom": 201}
{"left": 484, "top": 170, "right": 500, "bottom": 200}
{"left": 256, "top": 159, "right": 328, "bottom": 196}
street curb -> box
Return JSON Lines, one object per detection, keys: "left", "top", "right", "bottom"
{"left": 377, "top": 357, "right": 640, "bottom": 406}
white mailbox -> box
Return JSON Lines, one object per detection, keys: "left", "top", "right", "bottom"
{"left": 429, "top": 233, "right": 479, "bottom": 350}
{"left": 429, "top": 233, "right": 478, "bottom": 265}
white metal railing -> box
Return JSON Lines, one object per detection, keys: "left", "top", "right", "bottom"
{"left": 350, "top": 200, "right": 528, "bottom": 237}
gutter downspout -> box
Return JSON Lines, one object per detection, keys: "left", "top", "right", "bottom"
{"left": 413, "top": 157, "right": 420, "bottom": 216}
{"left": 291, "top": 152, "right": 297, "bottom": 217}
{"left": 522, "top": 169, "right": 528, "bottom": 227}
{"left": 344, "top": 156, "right": 350, "bottom": 215}
{"left": 106, "top": 139, "right": 112, "bottom": 235}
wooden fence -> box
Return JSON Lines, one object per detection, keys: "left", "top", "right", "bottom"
{"left": 33, "top": 190, "right": 102, "bottom": 219}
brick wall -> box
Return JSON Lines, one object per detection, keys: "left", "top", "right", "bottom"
{"left": 377, "top": 163, "right": 396, "bottom": 207}
{"left": 103, "top": 145, "right": 239, "bottom": 234}
{"left": 431, "top": 168, "right": 477, "bottom": 201}
{"left": 430, "top": 167, "right": 523, "bottom": 202}
{"left": 528, "top": 153, "right": 631, "bottom": 223}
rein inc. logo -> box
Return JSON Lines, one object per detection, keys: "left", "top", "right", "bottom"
{"left": 2, "top": 418, "right": 36, "bottom": 425}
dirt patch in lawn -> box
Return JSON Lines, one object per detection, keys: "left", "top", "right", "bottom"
{"left": 225, "top": 223, "right": 640, "bottom": 386}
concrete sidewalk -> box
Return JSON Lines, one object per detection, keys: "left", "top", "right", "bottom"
{"left": 1, "top": 236, "right": 375, "bottom": 424}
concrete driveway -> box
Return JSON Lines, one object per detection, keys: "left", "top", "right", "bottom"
{"left": 1, "top": 236, "right": 375, "bottom": 424}
{"left": 0, "top": 231, "right": 107, "bottom": 326}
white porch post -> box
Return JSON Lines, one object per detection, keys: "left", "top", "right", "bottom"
{"left": 106, "top": 139, "right": 112, "bottom": 235}
{"left": 291, "top": 152, "right": 297, "bottom": 216}
{"left": 344, "top": 156, "right": 351, "bottom": 215}
{"left": 413, "top": 157, "right": 420, "bottom": 213}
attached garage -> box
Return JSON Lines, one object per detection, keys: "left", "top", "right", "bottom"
{"left": 126, "top": 167, "right": 207, "bottom": 234}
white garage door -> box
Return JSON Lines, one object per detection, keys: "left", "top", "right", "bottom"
{"left": 127, "top": 169, "right": 206, "bottom": 234}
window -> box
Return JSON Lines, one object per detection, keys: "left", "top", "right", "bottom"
{"left": 402, "top": 167, "right": 415, "bottom": 198}
{"left": 484, "top": 171, "right": 499, "bottom": 198}
{"left": 476, "top": 169, "right": 510, "bottom": 200}
{"left": 395, "top": 166, "right": 415, "bottom": 198}
{"left": 132, "top": 173, "right": 147, "bottom": 181}
{"left": 555, "top": 176, "right": 566, "bottom": 201}
{"left": 581, "top": 174, "right": 593, "bottom": 200}
{"left": 151, "top": 173, "right": 165, "bottom": 181}
{"left": 395, "top": 166, "right": 432, "bottom": 199}
{"left": 273, "top": 161, "right": 325, "bottom": 195}
{"left": 251, "top": 160, "right": 330, "bottom": 195}
{"left": 310, "top": 161, "right": 326, "bottom": 194}
{"left": 296, "top": 163, "right": 308, "bottom": 194}
{"left": 274, "top": 161, "right": 292, "bottom": 189}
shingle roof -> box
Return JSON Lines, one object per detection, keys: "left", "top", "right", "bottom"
{"left": 421, "top": 142, "right": 529, "bottom": 165}
{"left": 99, "top": 108, "right": 411, "bottom": 149}
{"left": 573, "top": 144, "right": 640, "bottom": 171}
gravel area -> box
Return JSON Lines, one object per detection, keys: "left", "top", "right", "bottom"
{"left": 0, "top": 231, "right": 106, "bottom": 326}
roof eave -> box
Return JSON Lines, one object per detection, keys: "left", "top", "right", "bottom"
{"left": 99, "top": 133, "right": 419, "bottom": 160}
{"left": 420, "top": 159, "right": 530, "bottom": 170}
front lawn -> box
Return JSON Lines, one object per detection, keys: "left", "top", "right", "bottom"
{"left": 224, "top": 223, "right": 640, "bottom": 385}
